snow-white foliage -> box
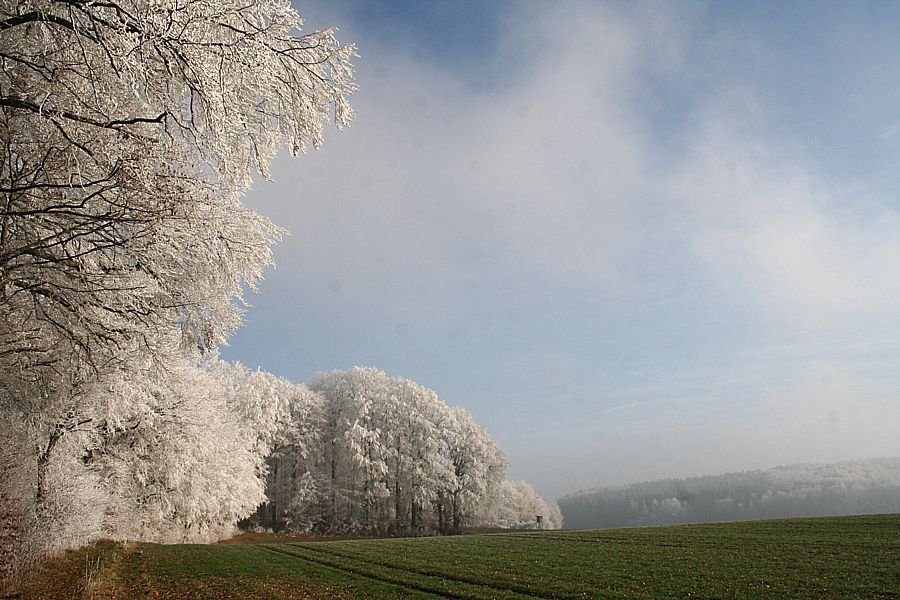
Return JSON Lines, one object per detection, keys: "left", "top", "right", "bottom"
{"left": 0, "top": 0, "right": 353, "bottom": 576}
{"left": 0, "top": 414, "right": 106, "bottom": 580}
{"left": 1, "top": 0, "right": 354, "bottom": 391}
{"left": 215, "top": 359, "right": 324, "bottom": 533}
{"left": 93, "top": 355, "right": 267, "bottom": 543}
{"left": 477, "top": 480, "right": 563, "bottom": 530}
{"left": 249, "top": 368, "right": 508, "bottom": 535}
{"left": 439, "top": 406, "right": 508, "bottom": 532}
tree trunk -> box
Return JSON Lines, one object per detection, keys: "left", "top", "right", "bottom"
{"left": 394, "top": 441, "right": 402, "bottom": 532}
{"left": 395, "top": 479, "right": 402, "bottom": 532}
{"left": 289, "top": 458, "right": 297, "bottom": 524}
{"left": 270, "top": 461, "right": 278, "bottom": 530}
{"left": 330, "top": 437, "right": 337, "bottom": 525}
{"left": 35, "top": 429, "right": 63, "bottom": 507}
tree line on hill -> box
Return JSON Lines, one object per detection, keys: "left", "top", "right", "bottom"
{"left": 559, "top": 458, "right": 900, "bottom": 529}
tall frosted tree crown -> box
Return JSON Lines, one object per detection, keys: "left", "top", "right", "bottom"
{"left": 0, "top": 0, "right": 356, "bottom": 385}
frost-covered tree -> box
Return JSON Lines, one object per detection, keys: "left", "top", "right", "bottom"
{"left": 439, "top": 406, "right": 507, "bottom": 533}
{"left": 273, "top": 368, "right": 508, "bottom": 535}
{"left": 1, "top": 0, "right": 353, "bottom": 398}
{"left": 385, "top": 378, "right": 454, "bottom": 534}
{"left": 92, "top": 355, "right": 267, "bottom": 543}
{"left": 309, "top": 368, "right": 392, "bottom": 531}
{"left": 215, "top": 362, "right": 323, "bottom": 532}
{"left": 0, "top": 344, "right": 274, "bottom": 574}
{"left": 0, "top": 0, "right": 353, "bottom": 576}
{"left": 0, "top": 0, "right": 354, "bottom": 378}
{"left": 477, "top": 480, "right": 563, "bottom": 530}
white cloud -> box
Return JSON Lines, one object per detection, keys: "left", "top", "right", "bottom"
{"left": 269, "top": 2, "right": 900, "bottom": 326}
{"left": 667, "top": 115, "right": 900, "bottom": 326}
{"left": 238, "top": 2, "right": 900, "bottom": 493}
{"left": 255, "top": 2, "right": 673, "bottom": 317}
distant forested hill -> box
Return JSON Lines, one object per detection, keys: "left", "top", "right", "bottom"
{"left": 559, "top": 457, "right": 900, "bottom": 529}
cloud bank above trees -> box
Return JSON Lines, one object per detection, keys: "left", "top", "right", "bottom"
{"left": 227, "top": 1, "right": 900, "bottom": 497}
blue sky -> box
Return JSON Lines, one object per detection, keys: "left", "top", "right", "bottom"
{"left": 223, "top": 1, "right": 900, "bottom": 498}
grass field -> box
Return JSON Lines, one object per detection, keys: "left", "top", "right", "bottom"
{"left": 7, "top": 514, "right": 899, "bottom": 599}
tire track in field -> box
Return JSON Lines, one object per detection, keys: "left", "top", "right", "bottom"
{"left": 259, "top": 544, "right": 540, "bottom": 600}
{"left": 489, "top": 533, "right": 749, "bottom": 552}
{"left": 287, "top": 543, "right": 559, "bottom": 600}
{"left": 258, "top": 544, "right": 450, "bottom": 599}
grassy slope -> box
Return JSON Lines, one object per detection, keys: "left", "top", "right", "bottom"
{"left": 6, "top": 514, "right": 899, "bottom": 599}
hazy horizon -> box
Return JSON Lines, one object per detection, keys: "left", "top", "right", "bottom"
{"left": 223, "top": 0, "right": 900, "bottom": 500}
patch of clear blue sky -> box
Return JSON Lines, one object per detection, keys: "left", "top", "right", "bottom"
{"left": 710, "top": 2, "right": 900, "bottom": 190}
{"left": 306, "top": 0, "right": 900, "bottom": 196}
{"left": 302, "top": 0, "right": 512, "bottom": 86}
{"left": 636, "top": 1, "right": 900, "bottom": 201}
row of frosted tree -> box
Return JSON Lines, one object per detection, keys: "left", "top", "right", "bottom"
{"left": 559, "top": 458, "right": 900, "bottom": 529}
{"left": 251, "top": 367, "right": 562, "bottom": 535}
{"left": 0, "top": 0, "right": 557, "bottom": 583}
{"left": 2, "top": 353, "right": 561, "bottom": 580}
{"left": 1, "top": 0, "right": 353, "bottom": 578}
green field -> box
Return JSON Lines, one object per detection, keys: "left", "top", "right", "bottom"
{"left": 9, "top": 515, "right": 900, "bottom": 599}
